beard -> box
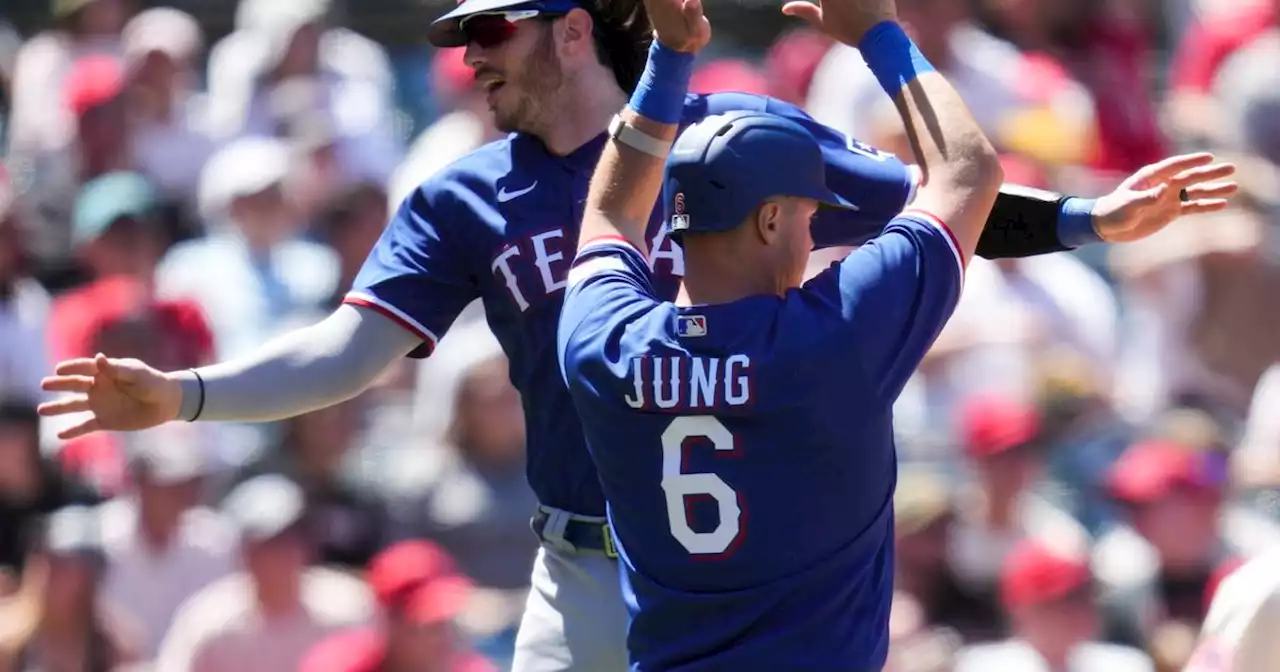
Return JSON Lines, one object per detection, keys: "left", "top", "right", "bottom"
{"left": 491, "top": 28, "right": 564, "bottom": 134}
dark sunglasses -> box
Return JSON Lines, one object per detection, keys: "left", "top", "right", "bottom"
{"left": 460, "top": 10, "right": 563, "bottom": 49}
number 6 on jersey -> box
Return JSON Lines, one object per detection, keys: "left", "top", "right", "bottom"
{"left": 660, "top": 416, "right": 744, "bottom": 557}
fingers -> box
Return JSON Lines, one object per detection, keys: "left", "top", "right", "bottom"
{"left": 36, "top": 396, "right": 91, "bottom": 416}
{"left": 781, "top": 1, "right": 823, "bottom": 27}
{"left": 1182, "top": 181, "right": 1239, "bottom": 201}
{"left": 57, "top": 417, "right": 102, "bottom": 441}
{"left": 40, "top": 375, "right": 95, "bottom": 393}
{"left": 1139, "top": 152, "right": 1216, "bottom": 183}
{"left": 52, "top": 358, "right": 100, "bottom": 376}
{"left": 1180, "top": 199, "right": 1231, "bottom": 216}
{"left": 1172, "top": 162, "right": 1236, "bottom": 188}
{"left": 683, "top": 0, "right": 704, "bottom": 18}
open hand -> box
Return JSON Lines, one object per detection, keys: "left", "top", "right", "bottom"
{"left": 1093, "top": 153, "right": 1238, "bottom": 243}
{"left": 37, "top": 354, "right": 182, "bottom": 440}
{"left": 644, "top": 0, "right": 711, "bottom": 53}
{"left": 781, "top": 0, "right": 898, "bottom": 47}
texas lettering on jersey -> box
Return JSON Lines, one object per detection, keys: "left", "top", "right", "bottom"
{"left": 489, "top": 227, "right": 683, "bottom": 313}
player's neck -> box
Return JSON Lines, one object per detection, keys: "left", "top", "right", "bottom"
{"left": 678, "top": 250, "right": 783, "bottom": 306}
{"left": 536, "top": 74, "right": 627, "bottom": 156}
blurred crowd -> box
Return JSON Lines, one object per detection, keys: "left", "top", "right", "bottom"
{"left": 0, "top": 0, "right": 1279, "bottom": 670}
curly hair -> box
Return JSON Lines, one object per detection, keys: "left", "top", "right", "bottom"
{"left": 581, "top": 0, "right": 653, "bottom": 93}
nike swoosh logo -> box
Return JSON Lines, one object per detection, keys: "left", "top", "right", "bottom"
{"left": 497, "top": 182, "right": 538, "bottom": 202}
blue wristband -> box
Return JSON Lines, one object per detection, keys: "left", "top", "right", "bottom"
{"left": 1056, "top": 198, "right": 1102, "bottom": 247}
{"left": 858, "top": 21, "right": 936, "bottom": 98}
{"left": 628, "top": 40, "right": 695, "bottom": 125}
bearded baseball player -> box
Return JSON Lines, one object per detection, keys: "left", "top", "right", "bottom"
{"left": 557, "top": 0, "right": 1237, "bottom": 668}
{"left": 40, "top": 0, "right": 1237, "bottom": 669}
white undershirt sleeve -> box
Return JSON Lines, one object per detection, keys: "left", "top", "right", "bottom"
{"left": 175, "top": 304, "right": 423, "bottom": 422}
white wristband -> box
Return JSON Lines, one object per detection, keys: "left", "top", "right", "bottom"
{"left": 608, "top": 114, "right": 672, "bottom": 159}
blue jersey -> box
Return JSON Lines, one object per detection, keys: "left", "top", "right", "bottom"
{"left": 557, "top": 211, "right": 965, "bottom": 670}
{"left": 346, "top": 92, "right": 916, "bottom": 516}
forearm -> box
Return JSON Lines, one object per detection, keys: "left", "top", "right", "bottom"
{"left": 976, "top": 185, "right": 1099, "bottom": 259}
{"left": 582, "top": 107, "right": 679, "bottom": 251}
{"left": 580, "top": 41, "right": 694, "bottom": 253}
{"left": 892, "top": 70, "right": 1002, "bottom": 255}
{"left": 173, "top": 304, "right": 420, "bottom": 422}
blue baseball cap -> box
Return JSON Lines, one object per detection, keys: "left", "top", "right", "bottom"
{"left": 428, "top": 0, "right": 582, "bottom": 48}
{"left": 664, "top": 111, "right": 855, "bottom": 244}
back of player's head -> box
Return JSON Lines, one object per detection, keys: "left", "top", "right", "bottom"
{"left": 578, "top": 0, "right": 651, "bottom": 93}
{"left": 664, "top": 111, "right": 855, "bottom": 244}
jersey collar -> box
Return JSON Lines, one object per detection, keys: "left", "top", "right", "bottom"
{"left": 516, "top": 131, "right": 609, "bottom": 174}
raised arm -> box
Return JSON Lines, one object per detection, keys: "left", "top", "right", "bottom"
{"left": 782, "top": 1, "right": 1001, "bottom": 263}
{"left": 575, "top": 0, "right": 710, "bottom": 254}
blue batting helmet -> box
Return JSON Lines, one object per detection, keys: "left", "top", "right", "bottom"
{"left": 664, "top": 111, "right": 855, "bottom": 244}
{"left": 428, "top": 0, "right": 583, "bottom": 48}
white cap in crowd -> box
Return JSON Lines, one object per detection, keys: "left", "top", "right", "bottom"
{"left": 122, "top": 7, "right": 204, "bottom": 69}
{"left": 197, "top": 136, "right": 291, "bottom": 221}
{"left": 123, "top": 424, "right": 213, "bottom": 486}
{"left": 222, "top": 474, "right": 308, "bottom": 543}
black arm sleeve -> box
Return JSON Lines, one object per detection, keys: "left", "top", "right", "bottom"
{"left": 975, "top": 184, "right": 1074, "bottom": 259}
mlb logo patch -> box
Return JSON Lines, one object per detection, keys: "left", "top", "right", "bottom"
{"left": 677, "top": 315, "right": 707, "bottom": 337}
{"left": 670, "top": 214, "right": 691, "bottom": 232}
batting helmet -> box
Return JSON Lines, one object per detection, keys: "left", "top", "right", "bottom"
{"left": 664, "top": 111, "right": 855, "bottom": 243}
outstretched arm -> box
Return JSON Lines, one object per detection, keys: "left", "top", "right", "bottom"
{"left": 40, "top": 305, "right": 420, "bottom": 439}
{"left": 753, "top": 94, "right": 1235, "bottom": 255}
{"left": 576, "top": 0, "right": 710, "bottom": 254}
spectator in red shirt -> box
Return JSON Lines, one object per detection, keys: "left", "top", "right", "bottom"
{"left": 45, "top": 171, "right": 213, "bottom": 369}
{"left": 980, "top": 0, "right": 1165, "bottom": 176}
{"left": 1173, "top": 1, "right": 1278, "bottom": 94}
{"left": 301, "top": 541, "right": 494, "bottom": 672}
{"left": 1168, "top": 0, "right": 1278, "bottom": 143}
{"left": 762, "top": 28, "right": 832, "bottom": 107}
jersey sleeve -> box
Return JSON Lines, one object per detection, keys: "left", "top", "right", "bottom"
{"left": 557, "top": 236, "right": 659, "bottom": 392}
{"left": 807, "top": 208, "right": 964, "bottom": 403}
{"left": 343, "top": 182, "right": 479, "bottom": 358}
{"left": 760, "top": 97, "right": 918, "bottom": 249}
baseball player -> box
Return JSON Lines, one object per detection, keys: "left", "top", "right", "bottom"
{"left": 38, "top": 0, "right": 1237, "bottom": 670}
{"left": 556, "top": 0, "right": 1236, "bottom": 668}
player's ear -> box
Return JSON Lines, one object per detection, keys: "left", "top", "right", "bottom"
{"left": 754, "top": 201, "right": 782, "bottom": 244}
{"left": 557, "top": 8, "right": 595, "bottom": 59}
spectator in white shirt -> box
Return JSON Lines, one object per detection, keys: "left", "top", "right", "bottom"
{"left": 155, "top": 136, "right": 338, "bottom": 360}
{"left": 7, "top": 0, "right": 128, "bottom": 158}
{"left": 0, "top": 175, "right": 50, "bottom": 402}
{"left": 203, "top": 0, "right": 401, "bottom": 185}
{"left": 956, "top": 539, "right": 1153, "bottom": 672}
{"left": 155, "top": 474, "right": 375, "bottom": 672}
{"left": 121, "top": 7, "right": 216, "bottom": 206}
{"left": 1186, "top": 548, "right": 1280, "bottom": 672}
{"left": 99, "top": 424, "right": 237, "bottom": 660}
